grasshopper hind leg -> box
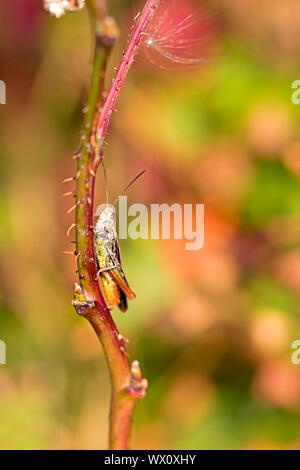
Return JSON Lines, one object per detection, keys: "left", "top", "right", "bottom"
{"left": 117, "top": 287, "right": 128, "bottom": 313}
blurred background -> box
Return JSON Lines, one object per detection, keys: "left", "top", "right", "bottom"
{"left": 0, "top": 0, "right": 300, "bottom": 450}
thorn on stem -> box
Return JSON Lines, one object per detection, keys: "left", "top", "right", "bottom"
{"left": 67, "top": 204, "right": 77, "bottom": 214}
{"left": 118, "top": 334, "right": 129, "bottom": 346}
{"left": 120, "top": 346, "right": 129, "bottom": 357}
{"left": 67, "top": 223, "right": 76, "bottom": 237}
{"left": 63, "top": 177, "right": 75, "bottom": 183}
{"left": 89, "top": 166, "right": 96, "bottom": 177}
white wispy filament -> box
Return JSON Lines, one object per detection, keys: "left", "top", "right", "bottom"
{"left": 143, "top": 0, "right": 216, "bottom": 68}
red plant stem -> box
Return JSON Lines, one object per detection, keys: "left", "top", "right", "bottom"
{"left": 96, "top": 0, "right": 160, "bottom": 144}
{"left": 73, "top": 0, "right": 153, "bottom": 450}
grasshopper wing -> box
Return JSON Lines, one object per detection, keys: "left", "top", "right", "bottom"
{"left": 105, "top": 238, "right": 136, "bottom": 301}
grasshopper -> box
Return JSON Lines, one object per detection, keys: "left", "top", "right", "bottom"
{"left": 94, "top": 166, "right": 145, "bottom": 312}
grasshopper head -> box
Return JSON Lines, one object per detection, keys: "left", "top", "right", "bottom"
{"left": 95, "top": 204, "right": 116, "bottom": 236}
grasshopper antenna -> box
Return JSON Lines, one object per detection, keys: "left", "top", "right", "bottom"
{"left": 102, "top": 160, "right": 109, "bottom": 205}
{"left": 113, "top": 170, "right": 146, "bottom": 205}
